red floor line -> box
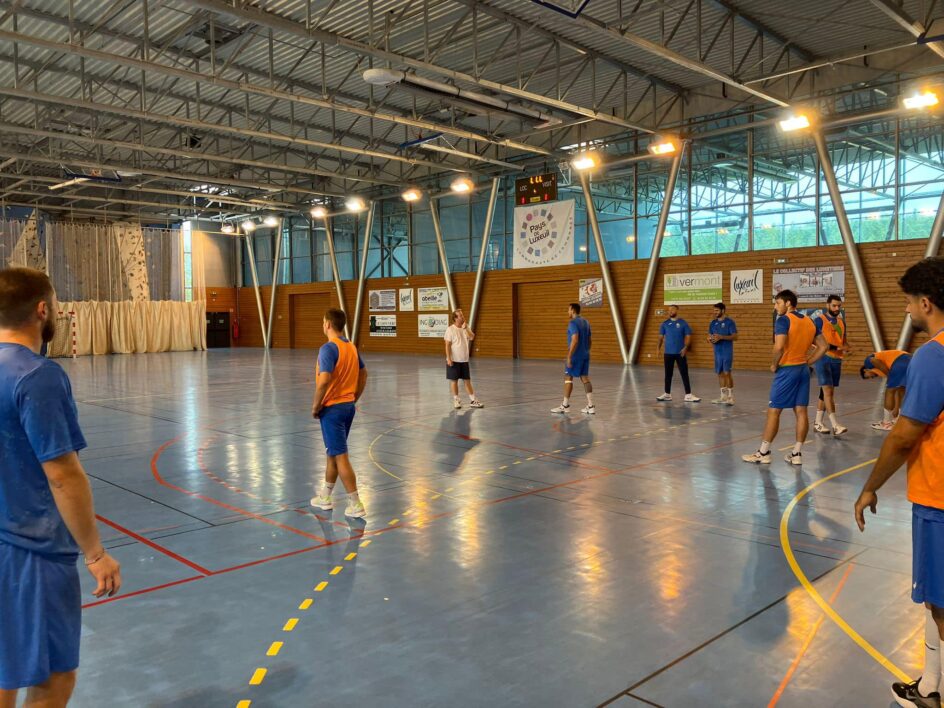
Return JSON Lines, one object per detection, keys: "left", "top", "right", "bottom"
{"left": 81, "top": 575, "right": 204, "bottom": 609}
{"left": 150, "top": 435, "right": 329, "bottom": 544}
{"left": 97, "top": 514, "right": 213, "bottom": 576}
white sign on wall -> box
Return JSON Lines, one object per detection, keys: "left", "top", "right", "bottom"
{"left": 368, "top": 314, "right": 397, "bottom": 337}
{"left": 418, "top": 314, "right": 449, "bottom": 338}
{"left": 663, "top": 271, "right": 723, "bottom": 305}
{"left": 772, "top": 266, "right": 846, "bottom": 303}
{"left": 512, "top": 199, "right": 575, "bottom": 269}
{"left": 399, "top": 288, "right": 414, "bottom": 311}
{"left": 730, "top": 269, "right": 764, "bottom": 304}
{"left": 368, "top": 289, "right": 396, "bottom": 312}
{"left": 418, "top": 286, "right": 449, "bottom": 311}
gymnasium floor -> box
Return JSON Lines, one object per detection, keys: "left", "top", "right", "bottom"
{"left": 65, "top": 349, "right": 919, "bottom": 707}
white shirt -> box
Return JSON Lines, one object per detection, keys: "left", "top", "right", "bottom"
{"left": 445, "top": 324, "right": 470, "bottom": 363}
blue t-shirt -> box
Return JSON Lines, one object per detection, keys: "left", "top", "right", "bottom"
{"left": 317, "top": 338, "right": 366, "bottom": 373}
{"left": 567, "top": 317, "right": 591, "bottom": 359}
{"left": 0, "top": 343, "right": 87, "bottom": 559}
{"left": 901, "top": 333, "right": 944, "bottom": 425}
{"left": 709, "top": 317, "right": 737, "bottom": 356}
{"left": 660, "top": 318, "right": 692, "bottom": 355}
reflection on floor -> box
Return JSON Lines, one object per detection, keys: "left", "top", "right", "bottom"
{"left": 65, "top": 349, "right": 916, "bottom": 707}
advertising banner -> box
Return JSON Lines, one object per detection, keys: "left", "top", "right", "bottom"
{"left": 418, "top": 314, "right": 449, "bottom": 338}
{"left": 663, "top": 271, "right": 723, "bottom": 305}
{"left": 772, "top": 266, "right": 845, "bottom": 303}
{"left": 730, "top": 269, "right": 764, "bottom": 304}
{"left": 368, "top": 314, "right": 396, "bottom": 337}
{"left": 368, "top": 289, "right": 396, "bottom": 312}
{"left": 512, "top": 199, "right": 575, "bottom": 269}
{"left": 398, "top": 288, "right": 414, "bottom": 311}
{"left": 579, "top": 278, "right": 603, "bottom": 308}
{"left": 418, "top": 286, "right": 449, "bottom": 311}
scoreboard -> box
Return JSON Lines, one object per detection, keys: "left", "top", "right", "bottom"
{"left": 515, "top": 173, "right": 558, "bottom": 205}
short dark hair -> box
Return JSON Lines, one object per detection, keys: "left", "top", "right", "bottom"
{"left": 0, "top": 267, "right": 54, "bottom": 328}
{"left": 826, "top": 294, "right": 842, "bottom": 304}
{"left": 899, "top": 257, "right": 944, "bottom": 310}
{"left": 775, "top": 289, "right": 798, "bottom": 308}
{"left": 713, "top": 302, "right": 726, "bottom": 311}
{"left": 452, "top": 310, "right": 461, "bottom": 322}
{"left": 859, "top": 366, "right": 868, "bottom": 379}
{"left": 324, "top": 307, "right": 346, "bottom": 333}
{"left": 569, "top": 302, "right": 581, "bottom": 314}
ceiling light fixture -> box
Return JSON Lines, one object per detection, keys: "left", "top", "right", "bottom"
{"left": 903, "top": 90, "right": 940, "bottom": 110}
{"left": 241, "top": 220, "right": 256, "bottom": 232}
{"left": 310, "top": 206, "right": 327, "bottom": 219}
{"left": 346, "top": 196, "right": 367, "bottom": 212}
{"left": 648, "top": 139, "right": 678, "bottom": 156}
{"left": 221, "top": 223, "right": 234, "bottom": 234}
{"left": 263, "top": 215, "right": 279, "bottom": 227}
{"left": 401, "top": 187, "right": 422, "bottom": 202}
{"left": 779, "top": 114, "right": 811, "bottom": 132}
{"left": 450, "top": 176, "right": 474, "bottom": 193}
{"left": 571, "top": 152, "right": 600, "bottom": 171}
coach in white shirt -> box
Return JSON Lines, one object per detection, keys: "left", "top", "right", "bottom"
{"left": 445, "top": 309, "right": 483, "bottom": 410}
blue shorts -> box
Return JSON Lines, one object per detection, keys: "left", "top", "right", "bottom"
{"left": 565, "top": 356, "right": 590, "bottom": 378}
{"left": 769, "top": 365, "right": 811, "bottom": 409}
{"left": 888, "top": 354, "right": 912, "bottom": 389}
{"left": 318, "top": 402, "right": 356, "bottom": 457}
{"left": 912, "top": 504, "right": 944, "bottom": 607}
{"left": 714, "top": 351, "right": 733, "bottom": 374}
{"left": 815, "top": 356, "right": 843, "bottom": 387}
{"left": 0, "top": 543, "right": 81, "bottom": 690}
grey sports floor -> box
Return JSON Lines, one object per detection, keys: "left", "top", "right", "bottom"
{"left": 64, "top": 349, "right": 918, "bottom": 707}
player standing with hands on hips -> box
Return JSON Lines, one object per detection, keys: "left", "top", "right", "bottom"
{"left": 445, "top": 309, "right": 483, "bottom": 409}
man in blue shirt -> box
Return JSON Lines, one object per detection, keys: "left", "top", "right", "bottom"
{"left": 551, "top": 303, "right": 595, "bottom": 415}
{"left": 657, "top": 305, "right": 700, "bottom": 402}
{"left": 707, "top": 302, "right": 738, "bottom": 405}
{"left": 0, "top": 268, "right": 121, "bottom": 706}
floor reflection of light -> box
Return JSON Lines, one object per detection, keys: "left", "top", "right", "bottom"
{"left": 455, "top": 509, "right": 481, "bottom": 570}
{"left": 650, "top": 535, "right": 694, "bottom": 616}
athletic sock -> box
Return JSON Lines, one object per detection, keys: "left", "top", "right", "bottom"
{"left": 720, "top": 387, "right": 726, "bottom": 397}
{"left": 924, "top": 612, "right": 941, "bottom": 695}
{"left": 815, "top": 410, "right": 825, "bottom": 426}
{"left": 883, "top": 408, "right": 895, "bottom": 424}
{"left": 829, "top": 413, "right": 840, "bottom": 428}
{"left": 453, "top": 395, "right": 460, "bottom": 404}
{"left": 348, "top": 491, "right": 360, "bottom": 505}
{"left": 468, "top": 391, "right": 477, "bottom": 402}
{"left": 562, "top": 397, "right": 570, "bottom": 406}
{"left": 792, "top": 442, "right": 803, "bottom": 454}
{"left": 586, "top": 393, "right": 593, "bottom": 406}
{"left": 759, "top": 441, "right": 771, "bottom": 455}
{"left": 321, "top": 482, "right": 336, "bottom": 498}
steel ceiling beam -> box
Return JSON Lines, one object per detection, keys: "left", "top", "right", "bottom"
{"left": 190, "top": 0, "right": 654, "bottom": 131}
{"left": 868, "top": 0, "right": 944, "bottom": 61}
{"left": 705, "top": 0, "right": 816, "bottom": 62}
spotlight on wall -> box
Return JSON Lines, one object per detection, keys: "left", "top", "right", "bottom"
{"left": 450, "top": 176, "right": 474, "bottom": 193}
{"left": 310, "top": 206, "right": 327, "bottom": 219}
{"left": 241, "top": 220, "right": 256, "bottom": 232}
{"left": 578, "top": 245, "right": 588, "bottom": 252}
{"left": 401, "top": 187, "right": 422, "bottom": 202}
{"left": 346, "top": 196, "right": 367, "bottom": 212}
{"left": 221, "top": 223, "right": 235, "bottom": 234}
{"left": 263, "top": 215, "right": 279, "bottom": 227}
{"left": 903, "top": 90, "right": 940, "bottom": 110}
{"left": 571, "top": 152, "right": 600, "bottom": 171}
{"left": 778, "top": 114, "right": 811, "bottom": 132}
{"left": 648, "top": 139, "right": 678, "bottom": 156}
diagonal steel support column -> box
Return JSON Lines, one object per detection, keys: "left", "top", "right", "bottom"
{"left": 468, "top": 177, "right": 501, "bottom": 331}
{"left": 430, "top": 199, "right": 458, "bottom": 312}
{"left": 579, "top": 171, "right": 629, "bottom": 364}
{"left": 322, "top": 214, "right": 350, "bottom": 339}
{"left": 243, "top": 230, "right": 269, "bottom": 349}
{"left": 265, "top": 220, "right": 284, "bottom": 349}
{"left": 628, "top": 146, "right": 685, "bottom": 364}
{"left": 812, "top": 130, "right": 884, "bottom": 351}
{"left": 896, "top": 188, "right": 944, "bottom": 350}
{"left": 351, "top": 203, "right": 376, "bottom": 345}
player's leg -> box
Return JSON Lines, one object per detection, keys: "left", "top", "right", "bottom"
{"left": 552, "top": 374, "right": 574, "bottom": 413}
{"left": 743, "top": 408, "right": 781, "bottom": 463}
{"left": 824, "top": 362, "right": 846, "bottom": 434}
{"left": 579, "top": 371, "right": 594, "bottom": 414}
{"left": 447, "top": 363, "right": 461, "bottom": 408}
{"left": 23, "top": 671, "right": 76, "bottom": 708}
{"left": 464, "top": 365, "right": 483, "bottom": 408}
{"left": 0, "top": 689, "right": 16, "bottom": 708}
{"left": 677, "top": 354, "right": 698, "bottom": 401}
{"left": 712, "top": 356, "right": 726, "bottom": 404}
{"left": 725, "top": 370, "right": 735, "bottom": 404}
{"left": 662, "top": 354, "right": 675, "bottom": 397}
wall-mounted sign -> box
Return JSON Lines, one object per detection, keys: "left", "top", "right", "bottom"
{"left": 579, "top": 278, "right": 603, "bottom": 308}
{"left": 515, "top": 172, "right": 558, "bottom": 205}
{"left": 369, "top": 314, "right": 396, "bottom": 337}
{"left": 663, "top": 271, "right": 723, "bottom": 305}
{"left": 418, "top": 314, "right": 449, "bottom": 338}
{"left": 399, "top": 288, "right": 414, "bottom": 311}
{"left": 512, "top": 200, "right": 575, "bottom": 269}
{"left": 418, "top": 286, "right": 449, "bottom": 311}
{"left": 730, "top": 269, "right": 764, "bottom": 304}
{"left": 368, "top": 289, "right": 396, "bottom": 312}
{"left": 772, "top": 266, "right": 845, "bottom": 303}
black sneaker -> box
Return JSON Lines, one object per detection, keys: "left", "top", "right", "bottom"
{"left": 892, "top": 678, "right": 942, "bottom": 708}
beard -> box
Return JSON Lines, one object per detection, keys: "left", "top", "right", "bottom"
{"left": 41, "top": 315, "right": 56, "bottom": 343}
{"left": 911, "top": 314, "right": 928, "bottom": 334}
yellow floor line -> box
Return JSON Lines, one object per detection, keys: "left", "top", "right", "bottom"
{"left": 315, "top": 581, "right": 328, "bottom": 592}
{"left": 345, "top": 552, "right": 357, "bottom": 561}
{"left": 299, "top": 598, "right": 313, "bottom": 610}
{"left": 330, "top": 566, "right": 343, "bottom": 575}
{"left": 282, "top": 618, "right": 298, "bottom": 632}
{"left": 267, "top": 641, "right": 283, "bottom": 656}
{"left": 249, "top": 668, "right": 267, "bottom": 685}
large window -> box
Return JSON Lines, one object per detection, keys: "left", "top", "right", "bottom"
{"left": 182, "top": 221, "right": 193, "bottom": 302}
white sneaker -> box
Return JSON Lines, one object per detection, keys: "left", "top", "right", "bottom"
{"left": 551, "top": 403, "right": 571, "bottom": 414}
{"left": 871, "top": 421, "right": 894, "bottom": 431}
{"left": 724, "top": 397, "right": 735, "bottom": 406}
{"left": 711, "top": 396, "right": 727, "bottom": 404}
{"left": 813, "top": 422, "right": 830, "bottom": 434}
{"left": 344, "top": 500, "right": 367, "bottom": 518}
{"left": 832, "top": 425, "right": 848, "bottom": 437}
{"left": 581, "top": 405, "right": 596, "bottom": 414}
{"left": 742, "top": 450, "right": 772, "bottom": 464}
{"left": 784, "top": 451, "right": 803, "bottom": 466}
{"left": 684, "top": 394, "right": 701, "bottom": 403}
{"left": 656, "top": 393, "right": 672, "bottom": 401}
{"left": 310, "top": 494, "right": 334, "bottom": 510}
{"left": 453, "top": 399, "right": 462, "bottom": 409}
{"left": 469, "top": 400, "right": 484, "bottom": 408}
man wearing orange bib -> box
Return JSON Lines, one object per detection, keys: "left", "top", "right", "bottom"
{"left": 742, "top": 289, "right": 828, "bottom": 466}
{"left": 861, "top": 349, "right": 912, "bottom": 431}
{"left": 813, "top": 294, "right": 853, "bottom": 436}
{"left": 854, "top": 257, "right": 944, "bottom": 708}
{"left": 310, "top": 308, "right": 369, "bottom": 519}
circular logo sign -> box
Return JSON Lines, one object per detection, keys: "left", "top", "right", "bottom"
{"left": 516, "top": 205, "right": 573, "bottom": 267}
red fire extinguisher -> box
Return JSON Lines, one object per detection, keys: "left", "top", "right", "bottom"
{"left": 231, "top": 307, "right": 240, "bottom": 341}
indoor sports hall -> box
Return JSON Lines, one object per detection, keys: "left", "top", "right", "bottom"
{"left": 1, "top": 1, "right": 944, "bottom": 706}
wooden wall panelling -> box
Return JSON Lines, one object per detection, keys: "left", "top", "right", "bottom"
{"left": 204, "top": 287, "right": 236, "bottom": 313}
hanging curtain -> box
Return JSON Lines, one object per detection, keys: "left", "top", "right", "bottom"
{"left": 6, "top": 212, "right": 46, "bottom": 271}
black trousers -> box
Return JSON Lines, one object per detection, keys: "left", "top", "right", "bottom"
{"left": 664, "top": 353, "right": 692, "bottom": 394}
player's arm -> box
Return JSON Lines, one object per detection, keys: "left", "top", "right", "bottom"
{"left": 854, "top": 416, "right": 928, "bottom": 530}
{"left": 445, "top": 339, "right": 453, "bottom": 366}
{"left": 771, "top": 333, "right": 786, "bottom": 371}
{"left": 312, "top": 370, "right": 333, "bottom": 416}
{"left": 657, "top": 334, "right": 664, "bottom": 355}
{"left": 871, "top": 358, "right": 891, "bottom": 377}
{"left": 681, "top": 334, "right": 691, "bottom": 357}
{"left": 807, "top": 332, "right": 828, "bottom": 366}
{"left": 43, "top": 453, "right": 122, "bottom": 598}
{"left": 466, "top": 325, "right": 475, "bottom": 341}
{"left": 568, "top": 333, "right": 579, "bottom": 359}
{"left": 354, "top": 363, "right": 368, "bottom": 403}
